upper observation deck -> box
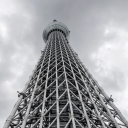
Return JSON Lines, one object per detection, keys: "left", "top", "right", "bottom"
{"left": 43, "top": 20, "right": 70, "bottom": 43}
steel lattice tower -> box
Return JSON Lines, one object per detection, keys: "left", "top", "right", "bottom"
{"left": 4, "top": 20, "right": 128, "bottom": 128}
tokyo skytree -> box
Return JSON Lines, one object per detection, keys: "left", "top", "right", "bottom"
{"left": 4, "top": 20, "right": 128, "bottom": 128}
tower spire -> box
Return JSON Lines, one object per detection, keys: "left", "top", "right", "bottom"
{"left": 4, "top": 21, "right": 128, "bottom": 128}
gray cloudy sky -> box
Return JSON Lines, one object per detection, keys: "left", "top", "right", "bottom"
{"left": 1, "top": 0, "right": 128, "bottom": 126}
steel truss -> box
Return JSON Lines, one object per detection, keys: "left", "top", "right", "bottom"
{"left": 4, "top": 28, "right": 128, "bottom": 128}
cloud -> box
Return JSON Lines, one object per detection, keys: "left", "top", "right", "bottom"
{"left": 91, "top": 25, "right": 128, "bottom": 118}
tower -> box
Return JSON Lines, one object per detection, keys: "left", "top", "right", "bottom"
{"left": 4, "top": 20, "right": 128, "bottom": 128}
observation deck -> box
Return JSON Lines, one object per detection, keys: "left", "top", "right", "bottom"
{"left": 43, "top": 20, "right": 70, "bottom": 43}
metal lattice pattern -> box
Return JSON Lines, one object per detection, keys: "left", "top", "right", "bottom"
{"left": 4, "top": 30, "right": 128, "bottom": 128}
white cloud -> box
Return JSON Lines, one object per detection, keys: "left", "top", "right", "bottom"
{"left": 3, "top": 80, "right": 16, "bottom": 98}
{"left": 0, "top": 22, "right": 8, "bottom": 38}
{"left": 92, "top": 25, "right": 128, "bottom": 73}
{"left": 91, "top": 26, "right": 128, "bottom": 118}
{"left": 0, "top": 1, "right": 16, "bottom": 16}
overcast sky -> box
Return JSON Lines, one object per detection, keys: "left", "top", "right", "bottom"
{"left": 1, "top": 0, "right": 128, "bottom": 126}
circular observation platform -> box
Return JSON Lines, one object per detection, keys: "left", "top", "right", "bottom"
{"left": 43, "top": 20, "right": 70, "bottom": 43}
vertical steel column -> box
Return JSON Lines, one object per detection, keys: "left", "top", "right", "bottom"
{"left": 21, "top": 37, "right": 51, "bottom": 128}
{"left": 66, "top": 40, "right": 106, "bottom": 128}
{"left": 4, "top": 41, "right": 49, "bottom": 128}
{"left": 55, "top": 31, "right": 60, "bottom": 128}
{"left": 59, "top": 32, "right": 76, "bottom": 128}
{"left": 61, "top": 32, "right": 92, "bottom": 128}
{"left": 68, "top": 45, "right": 122, "bottom": 128}
{"left": 39, "top": 33, "right": 53, "bottom": 128}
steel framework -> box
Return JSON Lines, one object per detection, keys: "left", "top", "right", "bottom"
{"left": 4, "top": 20, "right": 128, "bottom": 128}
